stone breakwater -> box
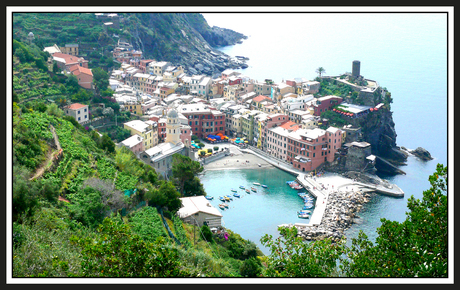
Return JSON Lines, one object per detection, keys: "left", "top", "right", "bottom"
{"left": 295, "top": 188, "right": 373, "bottom": 242}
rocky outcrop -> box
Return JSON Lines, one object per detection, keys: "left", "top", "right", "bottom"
{"left": 294, "top": 188, "right": 374, "bottom": 243}
{"left": 409, "top": 147, "right": 433, "bottom": 161}
{"left": 123, "top": 13, "right": 248, "bottom": 77}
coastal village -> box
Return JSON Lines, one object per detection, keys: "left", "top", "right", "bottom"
{"left": 40, "top": 26, "right": 404, "bottom": 242}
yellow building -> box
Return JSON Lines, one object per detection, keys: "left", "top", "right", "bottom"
{"left": 123, "top": 120, "right": 158, "bottom": 150}
{"left": 125, "top": 102, "right": 143, "bottom": 115}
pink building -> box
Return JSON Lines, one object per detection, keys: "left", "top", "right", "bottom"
{"left": 69, "top": 65, "right": 93, "bottom": 89}
{"left": 260, "top": 113, "right": 289, "bottom": 150}
{"left": 180, "top": 125, "right": 192, "bottom": 148}
{"left": 311, "top": 95, "right": 343, "bottom": 116}
{"left": 266, "top": 121, "right": 301, "bottom": 161}
{"left": 120, "top": 134, "right": 145, "bottom": 156}
{"left": 287, "top": 126, "right": 343, "bottom": 172}
{"left": 149, "top": 116, "right": 167, "bottom": 142}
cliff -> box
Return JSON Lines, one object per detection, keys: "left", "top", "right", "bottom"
{"left": 121, "top": 13, "right": 247, "bottom": 76}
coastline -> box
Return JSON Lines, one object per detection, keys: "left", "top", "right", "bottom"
{"left": 201, "top": 150, "right": 274, "bottom": 172}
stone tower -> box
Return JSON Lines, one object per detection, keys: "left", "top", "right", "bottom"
{"left": 352, "top": 60, "right": 361, "bottom": 78}
{"left": 165, "top": 108, "right": 180, "bottom": 145}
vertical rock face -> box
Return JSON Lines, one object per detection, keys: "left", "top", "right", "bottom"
{"left": 124, "top": 13, "right": 247, "bottom": 76}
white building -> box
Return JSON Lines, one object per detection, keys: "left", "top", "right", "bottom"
{"left": 177, "top": 196, "right": 223, "bottom": 228}
{"left": 65, "top": 103, "right": 89, "bottom": 124}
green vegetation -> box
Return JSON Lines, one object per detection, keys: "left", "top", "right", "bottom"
{"left": 11, "top": 16, "right": 448, "bottom": 279}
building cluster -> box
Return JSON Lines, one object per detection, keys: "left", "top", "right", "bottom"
{"left": 47, "top": 34, "right": 381, "bottom": 177}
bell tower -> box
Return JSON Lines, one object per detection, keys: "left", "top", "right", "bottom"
{"left": 165, "top": 108, "right": 180, "bottom": 145}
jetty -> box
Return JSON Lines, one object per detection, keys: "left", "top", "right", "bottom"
{"left": 240, "top": 146, "right": 404, "bottom": 231}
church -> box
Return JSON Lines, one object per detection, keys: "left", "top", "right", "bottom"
{"left": 140, "top": 108, "right": 194, "bottom": 179}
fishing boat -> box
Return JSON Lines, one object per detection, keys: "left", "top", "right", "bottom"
{"left": 219, "top": 196, "right": 226, "bottom": 201}
{"left": 225, "top": 195, "right": 233, "bottom": 201}
{"left": 253, "top": 182, "right": 261, "bottom": 186}
{"left": 231, "top": 189, "right": 237, "bottom": 192}
{"left": 205, "top": 196, "right": 214, "bottom": 200}
{"left": 297, "top": 211, "right": 310, "bottom": 219}
{"left": 262, "top": 185, "right": 268, "bottom": 188}
{"left": 239, "top": 185, "right": 245, "bottom": 189}
{"left": 246, "top": 189, "right": 250, "bottom": 193}
{"left": 222, "top": 203, "right": 229, "bottom": 208}
{"left": 219, "top": 204, "right": 226, "bottom": 210}
{"left": 251, "top": 187, "right": 257, "bottom": 192}
{"left": 233, "top": 193, "right": 240, "bottom": 198}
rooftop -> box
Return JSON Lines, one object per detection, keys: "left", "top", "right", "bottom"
{"left": 177, "top": 196, "right": 223, "bottom": 219}
{"left": 121, "top": 134, "right": 144, "bottom": 148}
{"left": 124, "top": 120, "right": 152, "bottom": 133}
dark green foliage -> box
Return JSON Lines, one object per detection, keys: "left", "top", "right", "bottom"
{"left": 171, "top": 153, "right": 204, "bottom": 196}
{"left": 240, "top": 257, "right": 262, "bottom": 277}
{"left": 200, "top": 224, "right": 214, "bottom": 243}
{"left": 71, "top": 217, "right": 192, "bottom": 277}
{"left": 341, "top": 164, "right": 448, "bottom": 277}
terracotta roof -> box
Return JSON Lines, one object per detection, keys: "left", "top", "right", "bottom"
{"left": 53, "top": 52, "right": 87, "bottom": 65}
{"left": 280, "top": 121, "right": 301, "bottom": 131}
{"left": 67, "top": 103, "right": 87, "bottom": 110}
{"left": 69, "top": 65, "right": 93, "bottom": 76}
{"left": 252, "top": 95, "right": 272, "bottom": 102}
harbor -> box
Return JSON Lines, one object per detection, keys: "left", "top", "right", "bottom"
{"left": 202, "top": 144, "right": 404, "bottom": 242}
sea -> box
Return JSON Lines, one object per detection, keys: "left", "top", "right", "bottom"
{"left": 200, "top": 12, "right": 450, "bottom": 255}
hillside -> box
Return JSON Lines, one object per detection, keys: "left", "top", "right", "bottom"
{"left": 13, "top": 12, "right": 247, "bottom": 76}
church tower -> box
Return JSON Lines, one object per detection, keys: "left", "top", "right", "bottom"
{"left": 165, "top": 108, "right": 181, "bottom": 146}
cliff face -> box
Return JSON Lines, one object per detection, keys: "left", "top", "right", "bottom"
{"left": 122, "top": 13, "right": 247, "bottom": 76}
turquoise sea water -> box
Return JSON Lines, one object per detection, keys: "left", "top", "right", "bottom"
{"left": 200, "top": 168, "right": 308, "bottom": 254}
{"left": 201, "top": 12, "right": 449, "bottom": 255}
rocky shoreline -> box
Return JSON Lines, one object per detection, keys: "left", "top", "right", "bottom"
{"left": 294, "top": 188, "right": 374, "bottom": 243}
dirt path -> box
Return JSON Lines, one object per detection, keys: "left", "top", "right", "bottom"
{"left": 28, "top": 125, "right": 62, "bottom": 181}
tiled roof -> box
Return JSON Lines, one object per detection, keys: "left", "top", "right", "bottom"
{"left": 67, "top": 103, "right": 87, "bottom": 110}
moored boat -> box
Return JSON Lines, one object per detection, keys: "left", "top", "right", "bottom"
{"left": 251, "top": 187, "right": 257, "bottom": 192}
{"left": 225, "top": 195, "right": 233, "bottom": 200}
{"left": 205, "top": 196, "right": 214, "bottom": 200}
{"left": 219, "top": 196, "right": 226, "bottom": 201}
{"left": 239, "top": 185, "right": 245, "bottom": 189}
{"left": 262, "top": 185, "right": 268, "bottom": 188}
{"left": 253, "top": 182, "right": 261, "bottom": 186}
{"left": 231, "top": 189, "right": 237, "bottom": 192}
{"left": 297, "top": 212, "right": 310, "bottom": 219}
{"left": 246, "top": 189, "right": 250, "bottom": 193}
{"left": 219, "top": 204, "right": 226, "bottom": 210}
{"left": 233, "top": 193, "right": 240, "bottom": 198}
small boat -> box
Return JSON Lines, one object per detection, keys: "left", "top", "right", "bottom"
{"left": 205, "top": 196, "right": 214, "bottom": 200}
{"left": 261, "top": 185, "right": 268, "bottom": 188}
{"left": 258, "top": 163, "right": 261, "bottom": 167}
{"left": 233, "top": 193, "right": 240, "bottom": 198}
{"left": 222, "top": 203, "right": 229, "bottom": 208}
{"left": 298, "top": 212, "right": 310, "bottom": 219}
{"left": 251, "top": 187, "right": 257, "bottom": 192}
{"left": 299, "top": 210, "right": 311, "bottom": 214}
{"left": 225, "top": 195, "right": 233, "bottom": 200}
{"left": 231, "top": 189, "right": 237, "bottom": 192}
{"left": 219, "top": 204, "right": 226, "bottom": 210}
{"left": 253, "top": 182, "right": 261, "bottom": 186}
{"left": 239, "top": 185, "right": 245, "bottom": 189}
{"left": 303, "top": 204, "right": 314, "bottom": 210}
{"left": 219, "top": 196, "right": 226, "bottom": 201}
{"left": 246, "top": 189, "right": 250, "bottom": 193}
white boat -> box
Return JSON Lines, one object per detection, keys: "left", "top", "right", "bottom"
{"left": 261, "top": 185, "right": 268, "bottom": 188}
{"left": 253, "top": 182, "right": 261, "bottom": 186}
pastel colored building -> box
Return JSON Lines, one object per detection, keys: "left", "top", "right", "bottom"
{"left": 64, "top": 103, "right": 89, "bottom": 124}
{"left": 178, "top": 103, "right": 226, "bottom": 139}
{"left": 69, "top": 65, "right": 93, "bottom": 89}
{"left": 120, "top": 134, "right": 145, "bottom": 156}
{"left": 123, "top": 120, "right": 158, "bottom": 150}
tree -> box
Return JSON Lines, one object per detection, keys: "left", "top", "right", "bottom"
{"left": 92, "top": 67, "right": 109, "bottom": 96}
{"left": 316, "top": 67, "right": 326, "bottom": 78}
{"left": 145, "top": 180, "right": 181, "bottom": 213}
{"left": 341, "top": 164, "right": 448, "bottom": 277}
{"left": 171, "top": 154, "right": 204, "bottom": 196}
{"left": 70, "top": 217, "right": 192, "bottom": 277}
{"left": 261, "top": 226, "right": 345, "bottom": 277}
